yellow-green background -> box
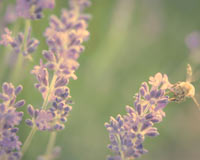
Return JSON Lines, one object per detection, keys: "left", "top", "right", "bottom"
{"left": 1, "top": 0, "right": 200, "bottom": 160}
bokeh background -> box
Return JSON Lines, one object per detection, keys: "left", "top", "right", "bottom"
{"left": 1, "top": 0, "right": 200, "bottom": 160}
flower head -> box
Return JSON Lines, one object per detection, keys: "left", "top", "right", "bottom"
{"left": 0, "top": 28, "right": 39, "bottom": 56}
{"left": 27, "top": 0, "right": 91, "bottom": 131}
{"left": 0, "top": 83, "right": 25, "bottom": 160}
{"left": 105, "top": 73, "right": 171, "bottom": 160}
{"left": 26, "top": 99, "right": 72, "bottom": 131}
{"left": 69, "top": 0, "right": 91, "bottom": 11}
{"left": 16, "top": 0, "right": 55, "bottom": 19}
{"left": 0, "top": 28, "right": 14, "bottom": 46}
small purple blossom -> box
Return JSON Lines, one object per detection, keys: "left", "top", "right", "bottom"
{"left": 105, "top": 73, "right": 171, "bottom": 160}
{"left": 16, "top": 0, "right": 55, "bottom": 19}
{"left": 26, "top": 95, "right": 72, "bottom": 131}
{"left": 0, "top": 28, "right": 14, "bottom": 46}
{"left": 31, "top": 60, "right": 49, "bottom": 100}
{"left": 0, "top": 83, "right": 25, "bottom": 160}
{"left": 0, "top": 28, "right": 39, "bottom": 56}
{"left": 43, "top": 7, "right": 90, "bottom": 81}
{"left": 69, "top": 0, "right": 91, "bottom": 11}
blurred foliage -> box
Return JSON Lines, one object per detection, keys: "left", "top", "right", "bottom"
{"left": 1, "top": 0, "right": 200, "bottom": 160}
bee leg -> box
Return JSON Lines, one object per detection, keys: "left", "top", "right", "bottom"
{"left": 191, "top": 96, "right": 200, "bottom": 111}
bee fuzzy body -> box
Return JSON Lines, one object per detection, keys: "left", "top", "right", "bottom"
{"left": 170, "top": 81, "right": 195, "bottom": 103}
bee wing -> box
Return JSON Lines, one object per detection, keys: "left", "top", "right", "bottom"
{"left": 186, "top": 64, "right": 193, "bottom": 82}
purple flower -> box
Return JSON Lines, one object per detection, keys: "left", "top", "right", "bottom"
{"left": 0, "top": 28, "right": 14, "bottom": 46}
{"left": 0, "top": 83, "right": 25, "bottom": 160}
{"left": 31, "top": 60, "right": 49, "bottom": 100}
{"left": 69, "top": 0, "right": 91, "bottom": 11}
{"left": 0, "top": 108, "right": 23, "bottom": 129}
{"left": 28, "top": 0, "right": 91, "bottom": 132}
{"left": 26, "top": 103, "right": 72, "bottom": 131}
{"left": 26, "top": 95, "right": 72, "bottom": 131}
{"left": 40, "top": 2, "right": 90, "bottom": 100}
{"left": 35, "top": 110, "right": 54, "bottom": 131}
{"left": 16, "top": 0, "right": 55, "bottom": 19}
{"left": 43, "top": 8, "right": 90, "bottom": 81}
{"left": 38, "top": 0, "right": 55, "bottom": 9}
{"left": 105, "top": 73, "right": 171, "bottom": 160}
{"left": 0, "top": 28, "right": 39, "bottom": 56}
{"left": 0, "top": 129, "right": 22, "bottom": 152}
{"left": 185, "top": 32, "right": 200, "bottom": 51}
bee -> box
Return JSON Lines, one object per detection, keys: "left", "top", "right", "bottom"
{"left": 169, "top": 64, "right": 200, "bottom": 111}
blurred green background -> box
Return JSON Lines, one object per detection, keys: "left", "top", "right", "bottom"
{"left": 1, "top": 0, "right": 200, "bottom": 160}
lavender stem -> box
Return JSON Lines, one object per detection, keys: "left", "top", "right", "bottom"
{"left": 42, "top": 73, "right": 57, "bottom": 109}
{"left": 22, "top": 71, "right": 58, "bottom": 156}
{"left": 45, "top": 132, "right": 57, "bottom": 159}
{"left": 22, "top": 19, "right": 32, "bottom": 61}
{"left": 0, "top": 23, "right": 20, "bottom": 81}
{"left": 192, "top": 96, "right": 200, "bottom": 111}
{"left": 116, "top": 135, "right": 126, "bottom": 160}
{"left": 21, "top": 126, "right": 37, "bottom": 155}
{"left": 21, "top": 74, "right": 57, "bottom": 156}
{"left": 10, "top": 19, "right": 31, "bottom": 83}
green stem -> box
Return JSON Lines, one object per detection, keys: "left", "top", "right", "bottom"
{"left": 0, "top": 22, "right": 20, "bottom": 82}
{"left": 42, "top": 74, "right": 57, "bottom": 109}
{"left": 21, "top": 126, "right": 37, "bottom": 155}
{"left": 116, "top": 135, "right": 127, "bottom": 160}
{"left": 21, "top": 72, "right": 57, "bottom": 157}
{"left": 23, "top": 20, "right": 31, "bottom": 51}
{"left": 9, "top": 19, "right": 31, "bottom": 83}
{"left": 45, "top": 132, "right": 57, "bottom": 160}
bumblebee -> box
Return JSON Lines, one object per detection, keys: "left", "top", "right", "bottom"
{"left": 169, "top": 64, "right": 200, "bottom": 110}
{"left": 170, "top": 81, "right": 195, "bottom": 103}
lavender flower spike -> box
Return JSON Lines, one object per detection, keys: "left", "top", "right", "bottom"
{"left": 23, "top": 0, "right": 91, "bottom": 158}
{"left": 16, "top": 0, "right": 55, "bottom": 19}
{"left": 27, "top": 0, "right": 91, "bottom": 132}
{"left": 105, "top": 73, "right": 171, "bottom": 160}
{"left": 0, "top": 82, "right": 25, "bottom": 160}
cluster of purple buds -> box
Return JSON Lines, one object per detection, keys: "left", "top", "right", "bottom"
{"left": 0, "top": 82, "right": 25, "bottom": 160}
{"left": 105, "top": 73, "right": 172, "bottom": 160}
{"left": 69, "top": 0, "right": 91, "bottom": 11}
{"left": 16, "top": 0, "right": 55, "bottom": 20}
{"left": 43, "top": 3, "right": 90, "bottom": 81}
{"left": 0, "top": 28, "right": 39, "bottom": 56}
{"left": 26, "top": 97, "right": 72, "bottom": 131}
{"left": 32, "top": 0, "right": 91, "bottom": 102}
{"left": 26, "top": 0, "right": 91, "bottom": 132}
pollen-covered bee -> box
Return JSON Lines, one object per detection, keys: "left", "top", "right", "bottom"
{"left": 169, "top": 64, "right": 200, "bottom": 110}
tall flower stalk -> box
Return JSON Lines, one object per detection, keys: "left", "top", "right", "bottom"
{"left": 0, "top": 82, "right": 25, "bottom": 160}
{"left": 22, "top": 0, "right": 91, "bottom": 158}
{"left": 105, "top": 73, "right": 171, "bottom": 160}
{"left": 105, "top": 64, "right": 200, "bottom": 160}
